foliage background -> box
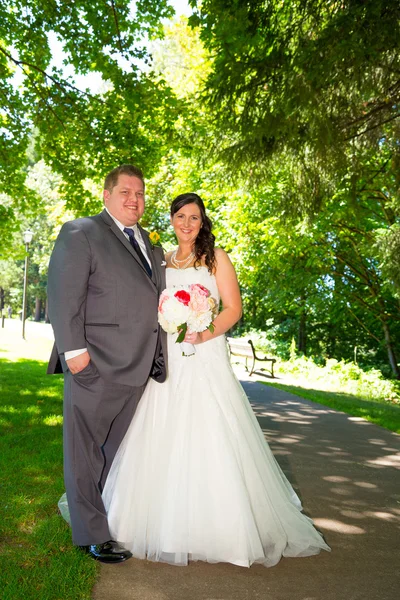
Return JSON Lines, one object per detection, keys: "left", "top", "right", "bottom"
{"left": 0, "top": 0, "right": 399, "bottom": 378}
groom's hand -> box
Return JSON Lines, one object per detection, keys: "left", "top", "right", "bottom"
{"left": 66, "top": 351, "right": 91, "bottom": 374}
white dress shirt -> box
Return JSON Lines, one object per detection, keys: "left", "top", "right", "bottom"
{"left": 65, "top": 209, "right": 151, "bottom": 361}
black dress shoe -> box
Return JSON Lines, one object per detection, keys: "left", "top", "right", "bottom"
{"left": 79, "top": 540, "right": 133, "bottom": 563}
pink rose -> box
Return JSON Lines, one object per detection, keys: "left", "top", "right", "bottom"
{"left": 190, "top": 283, "right": 209, "bottom": 297}
{"left": 189, "top": 293, "right": 209, "bottom": 313}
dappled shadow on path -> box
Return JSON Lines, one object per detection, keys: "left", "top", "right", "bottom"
{"left": 93, "top": 379, "right": 399, "bottom": 600}
{"left": 242, "top": 379, "right": 400, "bottom": 576}
{"left": 92, "top": 373, "right": 400, "bottom": 600}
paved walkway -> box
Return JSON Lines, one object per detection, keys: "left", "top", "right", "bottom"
{"left": 93, "top": 372, "right": 400, "bottom": 600}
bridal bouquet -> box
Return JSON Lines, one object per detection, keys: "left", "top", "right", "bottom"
{"left": 158, "top": 283, "right": 217, "bottom": 356}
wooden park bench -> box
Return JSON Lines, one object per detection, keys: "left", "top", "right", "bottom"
{"left": 226, "top": 337, "right": 276, "bottom": 378}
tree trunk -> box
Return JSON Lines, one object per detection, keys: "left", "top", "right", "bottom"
{"left": 45, "top": 297, "right": 50, "bottom": 323}
{"left": 326, "top": 321, "right": 337, "bottom": 357}
{"left": 298, "top": 313, "right": 307, "bottom": 354}
{"left": 382, "top": 320, "right": 400, "bottom": 379}
{"left": 297, "top": 296, "right": 307, "bottom": 355}
{"left": 34, "top": 297, "right": 41, "bottom": 322}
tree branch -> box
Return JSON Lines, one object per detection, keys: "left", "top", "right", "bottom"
{"left": 342, "top": 80, "right": 400, "bottom": 129}
{"left": 0, "top": 44, "right": 104, "bottom": 104}
{"left": 0, "top": 44, "right": 107, "bottom": 139}
{"left": 109, "top": 0, "right": 125, "bottom": 54}
{"left": 346, "top": 306, "right": 381, "bottom": 343}
{"left": 343, "top": 112, "right": 400, "bottom": 141}
{"left": 359, "top": 158, "right": 391, "bottom": 192}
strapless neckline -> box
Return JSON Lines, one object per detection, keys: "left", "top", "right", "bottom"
{"left": 166, "top": 266, "right": 209, "bottom": 271}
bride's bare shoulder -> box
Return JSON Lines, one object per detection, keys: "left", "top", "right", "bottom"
{"left": 202, "top": 248, "right": 229, "bottom": 275}
{"left": 214, "top": 247, "right": 228, "bottom": 258}
{"left": 214, "top": 247, "right": 231, "bottom": 265}
{"left": 213, "top": 248, "right": 238, "bottom": 280}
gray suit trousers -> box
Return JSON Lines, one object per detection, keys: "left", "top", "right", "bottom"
{"left": 63, "top": 361, "right": 145, "bottom": 546}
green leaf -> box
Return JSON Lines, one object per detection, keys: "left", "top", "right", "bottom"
{"left": 176, "top": 322, "right": 187, "bottom": 343}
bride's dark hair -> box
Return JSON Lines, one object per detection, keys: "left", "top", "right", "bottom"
{"left": 171, "top": 193, "right": 216, "bottom": 273}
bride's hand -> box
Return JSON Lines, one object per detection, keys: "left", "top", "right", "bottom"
{"left": 184, "top": 331, "right": 202, "bottom": 345}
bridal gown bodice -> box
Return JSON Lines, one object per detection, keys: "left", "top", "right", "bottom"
{"left": 167, "top": 264, "right": 220, "bottom": 295}
{"left": 165, "top": 266, "right": 227, "bottom": 363}
{"left": 102, "top": 266, "right": 330, "bottom": 567}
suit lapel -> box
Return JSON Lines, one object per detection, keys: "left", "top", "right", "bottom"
{"left": 139, "top": 226, "right": 167, "bottom": 292}
{"left": 100, "top": 210, "right": 157, "bottom": 288}
{"left": 138, "top": 225, "right": 158, "bottom": 286}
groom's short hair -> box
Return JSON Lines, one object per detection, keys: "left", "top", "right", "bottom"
{"left": 104, "top": 164, "right": 145, "bottom": 192}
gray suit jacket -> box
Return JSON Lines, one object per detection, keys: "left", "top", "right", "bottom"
{"left": 47, "top": 209, "right": 167, "bottom": 386}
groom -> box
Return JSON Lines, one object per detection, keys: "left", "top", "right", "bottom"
{"left": 47, "top": 164, "right": 167, "bottom": 563}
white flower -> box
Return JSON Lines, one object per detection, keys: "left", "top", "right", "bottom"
{"left": 158, "top": 312, "right": 178, "bottom": 334}
{"left": 187, "top": 310, "right": 213, "bottom": 332}
{"left": 161, "top": 296, "right": 190, "bottom": 326}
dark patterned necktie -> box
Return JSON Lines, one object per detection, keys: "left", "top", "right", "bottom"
{"left": 123, "top": 227, "right": 152, "bottom": 277}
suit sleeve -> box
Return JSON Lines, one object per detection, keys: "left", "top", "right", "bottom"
{"left": 47, "top": 221, "right": 91, "bottom": 354}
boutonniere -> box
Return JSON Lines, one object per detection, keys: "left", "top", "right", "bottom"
{"left": 149, "top": 231, "right": 162, "bottom": 248}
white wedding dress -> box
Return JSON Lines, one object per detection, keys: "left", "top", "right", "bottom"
{"left": 102, "top": 266, "right": 330, "bottom": 567}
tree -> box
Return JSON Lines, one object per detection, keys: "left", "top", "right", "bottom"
{"left": 0, "top": 0, "right": 181, "bottom": 226}
{"left": 322, "top": 146, "right": 400, "bottom": 378}
{"left": 0, "top": 160, "right": 74, "bottom": 320}
{"left": 189, "top": 0, "right": 400, "bottom": 195}
{"left": 144, "top": 13, "right": 400, "bottom": 376}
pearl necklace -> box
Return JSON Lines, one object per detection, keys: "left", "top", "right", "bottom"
{"left": 171, "top": 249, "right": 195, "bottom": 269}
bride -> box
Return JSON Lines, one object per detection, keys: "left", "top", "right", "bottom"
{"left": 102, "top": 192, "right": 330, "bottom": 567}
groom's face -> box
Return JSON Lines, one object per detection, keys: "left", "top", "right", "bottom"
{"left": 103, "top": 174, "right": 145, "bottom": 226}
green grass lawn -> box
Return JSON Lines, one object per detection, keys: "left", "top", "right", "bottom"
{"left": 260, "top": 380, "right": 400, "bottom": 433}
{"left": 0, "top": 321, "right": 98, "bottom": 599}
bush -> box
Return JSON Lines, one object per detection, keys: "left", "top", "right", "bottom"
{"left": 235, "top": 326, "right": 289, "bottom": 357}
{"left": 232, "top": 329, "right": 400, "bottom": 404}
{"left": 278, "top": 355, "right": 400, "bottom": 404}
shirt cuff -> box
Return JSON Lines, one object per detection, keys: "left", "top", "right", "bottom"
{"left": 65, "top": 348, "right": 88, "bottom": 361}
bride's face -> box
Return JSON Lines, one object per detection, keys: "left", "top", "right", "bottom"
{"left": 171, "top": 202, "right": 202, "bottom": 245}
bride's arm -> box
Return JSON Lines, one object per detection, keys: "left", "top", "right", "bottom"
{"left": 190, "top": 248, "right": 242, "bottom": 344}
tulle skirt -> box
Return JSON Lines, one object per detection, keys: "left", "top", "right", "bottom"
{"left": 102, "top": 334, "right": 330, "bottom": 567}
